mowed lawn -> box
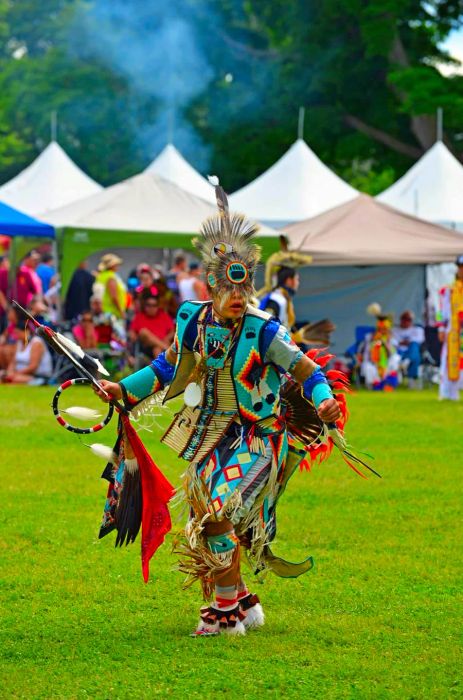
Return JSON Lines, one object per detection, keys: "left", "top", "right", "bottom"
{"left": 0, "top": 386, "right": 462, "bottom": 700}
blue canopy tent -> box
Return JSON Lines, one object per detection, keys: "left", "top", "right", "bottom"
{"left": 0, "top": 200, "right": 55, "bottom": 291}
{"left": 0, "top": 200, "right": 55, "bottom": 238}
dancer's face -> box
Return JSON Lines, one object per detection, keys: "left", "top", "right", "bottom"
{"left": 212, "top": 288, "right": 248, "bottom": 320}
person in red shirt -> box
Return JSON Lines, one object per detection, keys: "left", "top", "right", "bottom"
{"left": 0, "top": 255, "right": 9, "bottom": 333}
{"left": 11, "top": 250, "right": 42, "bottom": 307}
{"left": 129, "top": 295, "right": 175, "bottom": 358}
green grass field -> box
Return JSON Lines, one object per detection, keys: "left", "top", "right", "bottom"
{"left": 1, "top": 386, "right": 462, "bottom": 699}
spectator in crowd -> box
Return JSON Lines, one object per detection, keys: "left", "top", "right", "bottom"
{"left": 178, "top": 262, "right": 208, "bottom": 302}
{"left": 136, "top": 264, "right": 158, "bottom": 296}
{"left": 0, "top": 255, "right": 9, "bottom": 333}
{"left": 44, "top": 276, "right": 62, "bottom": 325}
{"left": 11, "top": 250, "right": 42, "bottom": 307}
{"left": 94, "top": 253, "right": 127, "bottom": 320}
{"left": 72, "top": 311, "right": 99, "bottom": 350}
{"left": 0, "top": 305, "right": 52, "bottom": 384}
{"left": 126, "top": 267, "right": 140, "bottom": 297}
{"left": 0, "top": 304, "right": 20, "bottom": 371}
{"left": 153, "top": 274, "right": 178, "bottom": 317}
{"left": 89, "top": 295, "right": 125, "bottom": 345}
{"left": 132, "top": 264, "right": 159, "bottom": 312}
{"left": 166, "top": 254, "right": 187, "bottom": 300}
{"left": 64, "top": 260, "right": 95, "bottom": 321}
{"left": 28, "top": 295, "right": 50, "bottom": 328}
{"left": 392, "top": 310, "right": 425, "bottom": 387}
{"left": 129, "top": 294, "right": 175, "bottom": 358}
{"left": 36, "top": 252, "right": 56, "bottom": 294}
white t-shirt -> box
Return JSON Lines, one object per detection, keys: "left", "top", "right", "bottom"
{"left": 178, "top": 277, "right": 198, "bottom": 302}
{"left": 15, "top": 336, "right": 53, "bottom": 378}
{"left": 266, "top": 289, "right": 289, "bottom": 327}
{"left": 392, "top": 325, "right": 425, "bottom": 349}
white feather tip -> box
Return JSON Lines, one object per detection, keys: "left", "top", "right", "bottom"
{"left": 60, "top": 406, "right": 103, "bottom": 421}
{"left": 87, "top": 443, "right": 115, "bottom": 462}
{"left": 208, "top": 175, "right": 219, "bottom": 186}
{"left": 124, "top": 457, "right": 139, "bottom": 474}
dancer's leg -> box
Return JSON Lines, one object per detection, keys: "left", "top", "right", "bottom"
{"left": 194, "top": 518, "right": 245, "bottom": 636}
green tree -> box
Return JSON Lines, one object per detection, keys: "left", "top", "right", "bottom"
{"left": 190, "top": 0, "right": 463, "bottom": 192}
{"left": 0, "top": 0, "right": 148, "bottom": 186}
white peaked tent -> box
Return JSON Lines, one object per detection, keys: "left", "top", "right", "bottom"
{"left": 377, "top": 140, "right": 463, "bottom": 301}
{"left": 0, "top": 141, "right": 102, "bottom": 217}
{"left": 145, "top": 143, "right": 215, "bottom": 203}
{"left": 229, "top": 138, "right": 359, "bottom": 227}
{"left": 46, "top": 171, "right": 280, "bottom": 293}
{"left": 377, "top": 141, "right": 463, "bottom": 228}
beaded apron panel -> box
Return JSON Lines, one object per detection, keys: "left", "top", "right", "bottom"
{"left": 161, "top": 359, "right": 238, "bottom": 463}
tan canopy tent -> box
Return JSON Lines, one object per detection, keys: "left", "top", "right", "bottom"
{"left": 282, "top": 195, "right": 463, "bottom": 352}
{"left": 286, "top": 194, "right": 463, "bottom": 265}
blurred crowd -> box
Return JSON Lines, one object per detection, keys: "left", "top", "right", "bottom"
{"left": 0, "top": 249, "right": 208, "bottom": 384}
{"left": 0, "top": 247, "right": 459, "bottom": 400}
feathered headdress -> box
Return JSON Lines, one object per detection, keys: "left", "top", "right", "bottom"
{"left": 192, "top": 176, "right": 261, "bottom": 296}
{"left": 366, "top": 302, "right": 393, "bottom": 327}
{"left": 258, "top": 235, "right": 313, "bottom": 294}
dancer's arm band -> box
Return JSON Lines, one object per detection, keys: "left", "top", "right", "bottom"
{"left": 151, "top": 351, "right": 175, "bottom": 386}
{"left": 302, "top": 365, "right": 334, "bottom": 410}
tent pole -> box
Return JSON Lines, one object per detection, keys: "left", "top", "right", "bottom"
{"left": 51, "top": 111, "right": 58, "bottom": 142}
{"left": 298, "top": 106, "right": 305, "bottom": 140}
{"left": 167, "top": 108, "right": 175, "bottom": 145}
{"left": 436, "top": 107, "right": 443, "bottom": 142}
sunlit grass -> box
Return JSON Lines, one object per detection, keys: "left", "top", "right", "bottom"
{"left": 1, "top": 385, "right": 462, "bottom": 699}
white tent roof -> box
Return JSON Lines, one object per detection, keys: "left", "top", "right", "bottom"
{"left": 229, "top": 138, "right": 359, "bottom": 226}
{"left": 145, "top": 143, "right": 215, "bottom": 203}
{"left": 0, "top": 141, "right": 102, "bottom": 217}
{"left": 377, "top": 141, "right": 463, "bottom": 226}
{"left": 46, "top": 170, "right": 278, "bottom": 236}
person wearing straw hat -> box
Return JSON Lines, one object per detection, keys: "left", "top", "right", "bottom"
{"left": 438, "top": 255, "right": 463, "bottom": 400}
{"left": 94, "top": 253, "right": 127, "bottom": 321}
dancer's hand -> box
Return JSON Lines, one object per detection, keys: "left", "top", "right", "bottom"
{"left": 93, "top": 379, "right": 122, "bottom": 402}
{"left": 317, "top": 398, "right": 341, "bottom": 423}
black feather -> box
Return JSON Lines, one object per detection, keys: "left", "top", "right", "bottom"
{"left": 114, "top": 469, "right": 142, "bottom": 546}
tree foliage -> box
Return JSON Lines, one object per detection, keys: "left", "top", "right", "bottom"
{"left": 0, "top": 0, "right": 462, "bottom": 193}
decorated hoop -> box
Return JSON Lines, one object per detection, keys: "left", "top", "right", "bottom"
{"left": 52, "top": 377, "right": 114, "bottom": 434}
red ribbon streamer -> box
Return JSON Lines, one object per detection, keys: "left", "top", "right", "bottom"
{"left": 121, "top": 413, "right": 175, "bottom": 582}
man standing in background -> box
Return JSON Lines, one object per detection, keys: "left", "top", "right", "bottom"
{"left": 11, "top": 250, "right": 42, "bottom": 307}
{"left": 36, "top": 253, "right": 56, "bottom": 295}
{"left": 263, "top": 267, "right": 300, "bottom": 330}
{"left": 64, "top": 260, "right": 95, "bottom": 321}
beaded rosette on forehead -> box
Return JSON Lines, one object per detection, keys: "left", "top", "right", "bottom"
{"left": 193, "top": 177, "right": 261, "bottom": 298}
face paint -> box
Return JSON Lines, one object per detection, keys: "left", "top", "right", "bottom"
{"left": 212, "top": 288, "right": 249, "bottom": 320}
